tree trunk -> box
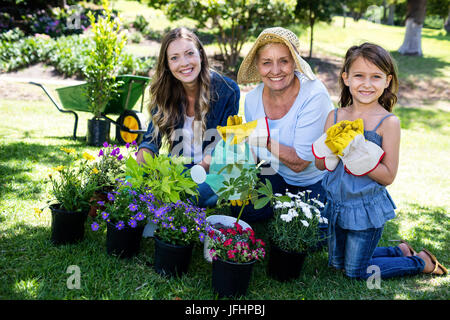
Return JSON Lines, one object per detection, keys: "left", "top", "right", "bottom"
{"left": 387, "top": 4, "right": 395, "bottom": 25}
{"left": 444, "top": 7, "right": 450, "bottom": 34}
{"left": 309, "top": 21, "right": 314, "bottom": 58}
{"left": 398, "top": 0, "right": 427, "bottom": 56}
{"left": 343, "top": 3, "right": 347, "bottom": 28}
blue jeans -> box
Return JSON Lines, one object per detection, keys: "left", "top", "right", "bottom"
{"left": 328, "top": 223, "right": 425, "bottom": 279}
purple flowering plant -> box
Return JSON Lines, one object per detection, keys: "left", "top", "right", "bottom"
{"left": 91, "top": 178, "right": 155, "bottom": 231}
{"left": 87, "top": 141, "right": 138, "bottom": 193}
{"left": 153, "top": 200, "right": 210, "bottom": 246}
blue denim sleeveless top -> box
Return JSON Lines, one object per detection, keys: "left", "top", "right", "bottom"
{"left": 321, "top": 109, "right": 396, "bottom": 230}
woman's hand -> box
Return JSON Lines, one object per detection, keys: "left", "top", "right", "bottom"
{"left": 136, "top": 148, "right": 153, "bottom": 165}
{"left": 198, "top": 154, "right": 211, "bottom": 173}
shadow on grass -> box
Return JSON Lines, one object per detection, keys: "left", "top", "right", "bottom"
{"left": 421, "top": 31, "right": 450, "bottom": 42}
{"left": 0, "top": 141, "right": 85, "bottom": 199}
{"left": 0, "top": 220, "right": 157, "bottom": 299}
{"left": 395, "top": 106, "right": 450, "bottom": 133}
{"left": 396, "top": 203, "right": 449, "bottom": 259}
{"left": 390, "top": 51, "right": 450, "bottom": 79}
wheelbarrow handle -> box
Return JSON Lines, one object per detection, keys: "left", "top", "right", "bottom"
{"left": 29, "top": 82, "right": 79, "bottom": 141}
{"left": 101, "top": 115, "right": 146, "bottom": 134}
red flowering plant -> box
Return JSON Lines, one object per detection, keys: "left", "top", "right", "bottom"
{"left": 208, "top": 222, "right": 266, "bottom": 263}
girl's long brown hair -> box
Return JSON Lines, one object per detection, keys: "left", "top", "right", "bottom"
{"left": 339, "top": 42, "right": 399, "bottom": 112}
{"left": 149, "top": 27, "right": 211, "bottom": 149}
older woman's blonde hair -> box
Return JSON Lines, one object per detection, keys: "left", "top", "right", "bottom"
{"left": 149, "top": 27, "right": 210, "bottom": 150}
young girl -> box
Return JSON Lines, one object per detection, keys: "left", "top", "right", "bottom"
{"left": 314, "top": 42, "right": 447, "bottom": 279}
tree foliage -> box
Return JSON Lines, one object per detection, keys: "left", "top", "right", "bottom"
{"left": 294, "top": 0, "right": 339, "bottom": 58}
{"left": 427, "top": 0, "right": 449, "bottom": 19}
{"left": 146, "top": 0, "right": 295, "bottom": 73}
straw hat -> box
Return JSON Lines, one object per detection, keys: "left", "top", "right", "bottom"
{"left": 237, "top": 27, "right": 316, "bottom": 84}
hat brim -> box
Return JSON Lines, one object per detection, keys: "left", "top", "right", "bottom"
{"left": 237, "top": 31, "right": 316, "bottom": 84}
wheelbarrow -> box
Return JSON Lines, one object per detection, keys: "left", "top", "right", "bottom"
{"left": 30, "top": 74, "right": 151, "bottom": 145}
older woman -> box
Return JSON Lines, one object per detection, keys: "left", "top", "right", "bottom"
{"left": 137, "top": 27, "right": 240, "bottom": 208}
{"left": 232, "top": 27, "right": 334, "bottom": 222}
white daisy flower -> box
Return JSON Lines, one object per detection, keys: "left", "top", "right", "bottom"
{"left": 288, "top": 208, "right": 298, "bottom": 217}
{"left": 301, "top": 220, "right": 309, "bottom": 227}
{"left": 302, "top": 206, "right": 312, "bottom": 219}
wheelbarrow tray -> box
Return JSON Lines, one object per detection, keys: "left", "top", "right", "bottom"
{"left": 55, "top": 75, "right": 150, "bottom": 115}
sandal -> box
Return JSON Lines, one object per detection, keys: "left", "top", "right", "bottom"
{"left": 389, "top": 239, "right": 417, "bottom": 256}
{"left": 422, "top": 248, "right": 448, "bottom": 275}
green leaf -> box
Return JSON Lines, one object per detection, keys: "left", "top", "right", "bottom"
{"left": 254, "top": 197, "right": 270, "bottom": 210}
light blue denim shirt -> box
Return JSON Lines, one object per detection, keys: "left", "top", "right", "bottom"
{"left": 245, "top": 71, "right": 334, "bottom": 186}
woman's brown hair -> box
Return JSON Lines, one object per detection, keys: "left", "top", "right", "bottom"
{"left": 339, "top": 42, "right": 399, "bottom": 112}
{"left": 149, "top": 27, "right": 211, "bottom": 149}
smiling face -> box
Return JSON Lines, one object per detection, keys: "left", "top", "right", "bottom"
{"left": 342, "top": 56, "right": 392, "bottom": 107}
{"left": 256, "top": 42, "right": 296, "bottom": 92}
{"left": 166, "top": 38, "right": 202, "bottom": 87}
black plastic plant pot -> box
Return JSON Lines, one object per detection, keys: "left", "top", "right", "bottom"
{"left": 153, "top": 237, "right": 194, "bottom": 278}
{"left": 106, "top": 222, "right": 144, "bottom": 259}
{"left": 267, "top": 242, "right": 307, "bottom": 282}
{"left": 50, "top": 205, "right": 87, "bottom": 245}
{"left": 86, "top": 118, "right": 110, "bottom": 146}
{"left": 211, "top": 258, "right": 256, "bottom": 298}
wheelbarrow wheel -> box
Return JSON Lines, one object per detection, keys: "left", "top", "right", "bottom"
{"left": 115, "top": 110, "right": 145, "bottom": 145}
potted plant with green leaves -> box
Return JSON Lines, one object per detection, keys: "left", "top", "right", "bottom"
{"left": 90, "top": 178, "right": 154, "bottom": 259}
{"left": 86, "top": 141, "right": 137, "bottom": 217}
{"left": 207, "top": 221, "right": 266, "bottom": 298}
{"left": 123, "top": 152, "right": 203, "bottom": 276}
{"left": 46, "top": 148, "right": 98, "bottom": 245}
{"left": 267, "top": 190, "right": 327, "bottom": 282}
{"left": 151, "top": 200, "right": 209, "bottom": 277}
{"left": 202, "top": 159, "right": 280, "bottom": 262}
{"left": 84, "top": 0, "right": 127, "bottom": 146}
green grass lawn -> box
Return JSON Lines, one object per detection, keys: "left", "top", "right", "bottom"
{"left": 0, "top": 94, "right": 448, "bottom": 300}
{"left": 0, "top": 0, "right": 449, "bottom": 301}
{"left": 293, "top": 17, "right": 450, "bottom": 82}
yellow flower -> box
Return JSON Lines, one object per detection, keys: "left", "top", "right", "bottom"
{"left": 82, "top": 152, "right": 95, "bottom": 161}
{"left": 91, "top": 167, "right": 99, "bottom": 174}
{"left": 53, "top": 165, "right": 65, "bottom": 171}
{"left": 34, "top": 208, "right": 42, "bottom": 216}
{"left": 60, "top": 147, "right": 76, "bottom": 154}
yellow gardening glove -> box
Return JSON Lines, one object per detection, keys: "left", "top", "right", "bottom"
{"left": 217, "top": 115, "right": 269, "bottom": 147}
{"left": 325, "top": 119, "right": 364, "bottom": 156}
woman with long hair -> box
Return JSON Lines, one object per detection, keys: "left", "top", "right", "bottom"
{"left": 137, "top": 27, "right": 240, "bottom": 207}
